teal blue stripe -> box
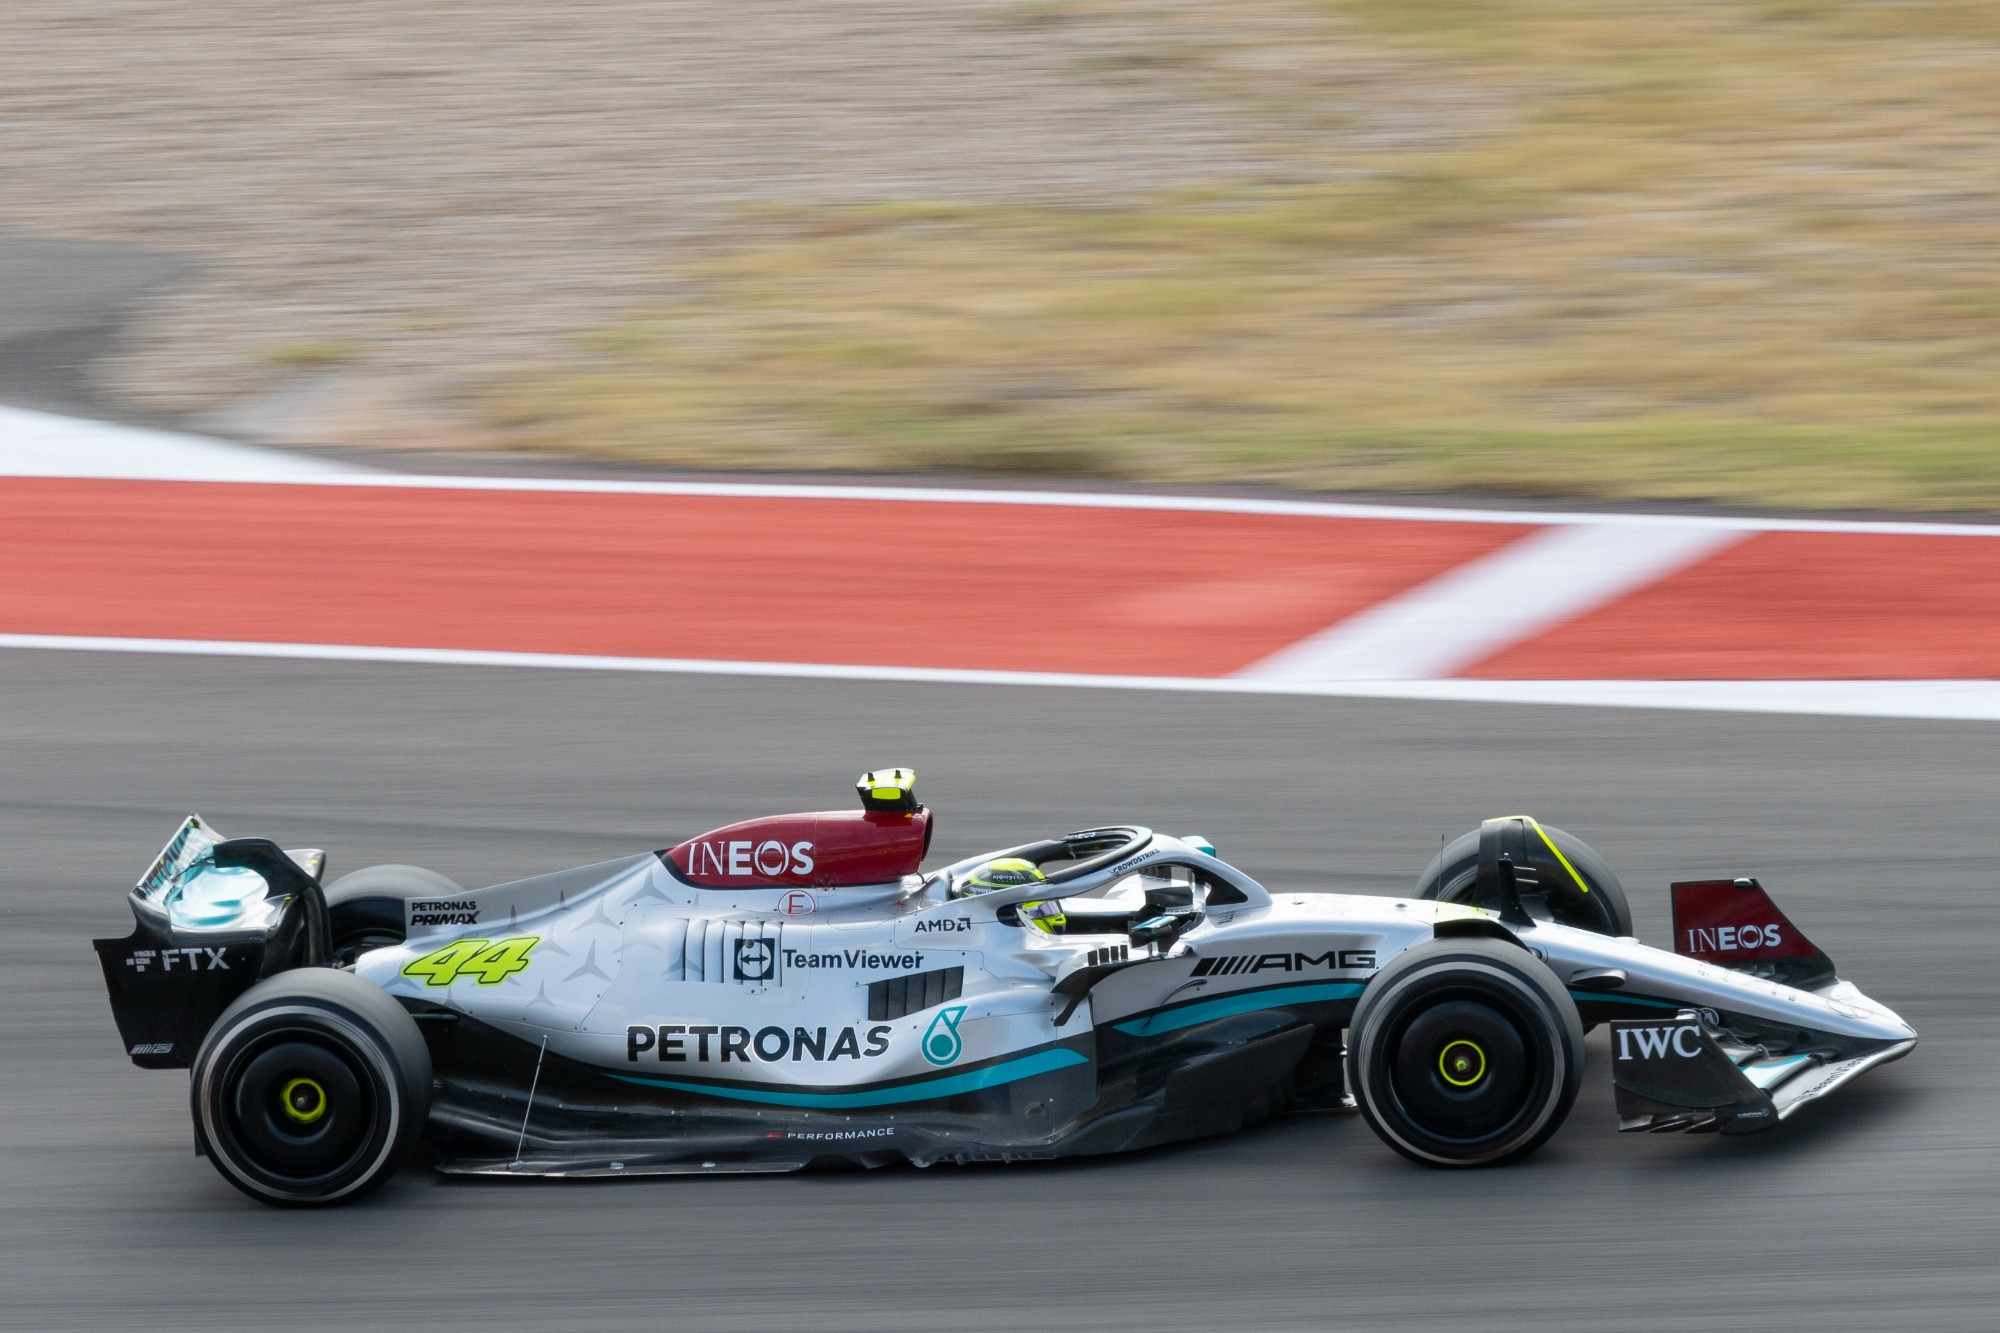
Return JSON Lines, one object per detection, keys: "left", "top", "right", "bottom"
{"left": 608, "top": 1048, "right": 1088, "bottom": 1109}
{"left": 1114, "top": 981, "right": 1364, "bottom": 1037}
{"left": 1568, "top": 990, "right": 1682, "bottom": 1009}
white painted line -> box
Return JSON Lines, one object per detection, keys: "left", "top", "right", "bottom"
{"left": 156, "top": 472, "right": 2000, "bottom": 537}
{"left": 1239, "top": 523, "right": 1746, "bottom": 681}
{"left": 2, "top": 634, "right": 1995, "bottom": 722}
{"left": 0, "top": 404, "right": 363, "bottom": 482}
{"left": 4, "top": 405, "right": 2000, "bottom": 537}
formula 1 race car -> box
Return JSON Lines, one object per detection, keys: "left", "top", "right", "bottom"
{"left": 94, "top": 771, "right": 1916, "bottom": 1205}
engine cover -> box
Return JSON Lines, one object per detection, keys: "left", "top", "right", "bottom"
{"left": 665, "top": 808, "right": 932, "bottom": 888}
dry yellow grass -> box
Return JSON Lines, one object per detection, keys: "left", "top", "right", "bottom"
{"left": 489, "top": 0, "right": 2000, "bottom": 509}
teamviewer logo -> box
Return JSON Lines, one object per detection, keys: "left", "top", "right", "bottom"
{"left": 733, "top": 938, "right": 779, "bottom": 984}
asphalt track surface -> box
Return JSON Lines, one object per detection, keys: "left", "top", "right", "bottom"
{"left": 2, "top": 648, "right": 1993, "bottom": 1332}
{"left": 0, "top": 227, "right": 187, "bottom": 419}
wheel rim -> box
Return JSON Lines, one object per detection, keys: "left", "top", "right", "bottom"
{"left": 280, "top": 1076, "right": 328, "bottom": 1124}
{"left": 1383, "top": 995, "right": 1541, "bottom": 1145}
{"left": 1437, "top": 1039, "right": 1486, "bottom": 1088}
{"left": 216, "top": 1032, "right": 382, "bottom": 1187}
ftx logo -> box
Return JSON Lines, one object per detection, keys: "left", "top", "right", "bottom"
{"left": 126, "top": 947, "right": 230, "bottom": 974}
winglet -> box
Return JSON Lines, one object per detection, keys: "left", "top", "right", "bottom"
{"left": 1670, "top": 877, "right": 1835, "bottom": 988}
{"left": 1610, "top": 1012, "right": 1778, "bottom": 1135}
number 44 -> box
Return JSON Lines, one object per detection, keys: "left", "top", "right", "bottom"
{"left": 402, "top": 936, "right": 538, "bottom": 986}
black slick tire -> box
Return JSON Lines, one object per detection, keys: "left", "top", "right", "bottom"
{"left": 323, "top": 864, "right": 464, "bottom": 966}
{"left": 1350, "top": 938, "right": 1584, "bottom": 1167}
{"left": 191, "top": 968, "right": 431, "bottom": 1206}
{"left": 1416, "top": 823, "right": 1634, "bottom": 937}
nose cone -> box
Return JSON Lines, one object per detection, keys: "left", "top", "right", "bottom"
{"left": 1819, "top": 981, "right": 1917, "bottom": 1043}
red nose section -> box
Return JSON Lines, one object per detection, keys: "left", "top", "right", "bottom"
{"left": 666, "top": 808, "right": 932, "bottom": 888}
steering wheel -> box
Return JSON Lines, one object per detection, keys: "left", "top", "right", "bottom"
{"left": 1032, "top": 826, "right": 1154, "bottom": 886}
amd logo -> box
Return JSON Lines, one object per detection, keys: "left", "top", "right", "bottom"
{"left": 1614, "top": 1024, "right": 1704, "bottom": 1060}
{"left": 913, "top": 917, "right": 970, "bottom": 933}
{"left": 1191, "top": 950, "right": 1376, "bottom": 978}
{"left": 688, "top": 839, "right": 815, "bottom": 879}
{"left": 1686, "top": 922, "right": 1782, "bottom": 952}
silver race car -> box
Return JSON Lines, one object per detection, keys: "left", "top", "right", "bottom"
{"left": 94, "top": 770, "right": 1916, "bottom": 1205}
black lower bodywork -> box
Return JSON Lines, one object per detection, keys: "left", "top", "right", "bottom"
{"left": 408, "top": 993, "right": 1357, "bottom": 1176}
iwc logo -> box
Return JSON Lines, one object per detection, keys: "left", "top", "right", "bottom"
{"left": 1614, "top": 1023, "right": 1704, "bottom": 1060}
{"left": 922, "top": 1005, "right": 966, "bottom": 1066}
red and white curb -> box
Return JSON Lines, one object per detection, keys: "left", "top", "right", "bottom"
{"left": 1239, "top": 523, "right": 1747, "bottom": 682}
{"left": 4, "top": 404, "right": 1997, "bottom": 721}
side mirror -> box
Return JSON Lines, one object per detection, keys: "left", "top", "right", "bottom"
{"left": 1128, "top": 908, "right": 1199, "bottom": 953}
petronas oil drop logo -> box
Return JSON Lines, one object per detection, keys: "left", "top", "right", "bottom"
{"left": 922, "top": 1006, "right": 966, "bottom": 1066}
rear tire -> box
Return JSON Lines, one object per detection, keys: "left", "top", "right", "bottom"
{"left": 191, "top": 968, "right": 431, "bottom": 1206}
{"left": 1350, "top": 938, "right": 1583, "bottom": 1167}
{"left": 323, "top": 864, "right": 464, "bottom": 966}
{"left": 1416, "top": 823, "right": 1634, "bottom": 938}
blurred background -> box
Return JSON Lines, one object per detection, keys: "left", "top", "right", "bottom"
{"left": 3, "top": 6, "right": 1997, "bottom": 1332}
{"left": 4, "top": 0, "right": 1997, "bottom": 508}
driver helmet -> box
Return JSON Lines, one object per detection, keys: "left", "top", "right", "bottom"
{"left": 951, "top": 857, "right": 1066, "bottom": 933}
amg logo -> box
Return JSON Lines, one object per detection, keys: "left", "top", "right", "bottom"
{"left": 689, "top": 839, "right": 815, "bottom": 878}
{"left": 1191, "top": 949, "right": 1376, "bottom": 978}
{"left": 913, "top": 918, "right": 970, "bottom": 933}
{"left": 410, "top": 899, "right": 479, "bottom": 927}
{"left": 1614, "top": 1024, "right": 1704, "bottom": 1060}
{"left": 1686, "top": 923, "right": 1782, "bottom": 952}
{"left": 627, "top": 1023, "right": 892, "bottom": 1063}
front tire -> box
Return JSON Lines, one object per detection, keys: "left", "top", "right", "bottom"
{"left": 191, "top": 968, "right": 431, "bottom": 1206}
{"left": 1350, "top": 938, "right": 1584, "bottom": 1167}
{"left": 1416, "top": 822, "right": 1634, "bottom": 938}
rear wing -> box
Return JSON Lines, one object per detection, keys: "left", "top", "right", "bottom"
{"left": 92, "top": 815, "right": 331, "bottom": 1069}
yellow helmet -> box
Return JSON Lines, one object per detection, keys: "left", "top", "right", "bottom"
{"left": 949, "top": 858, "right": 1065, "bottom": 931}
{"left": 954, "top": 856, "right": 1047, "bottom": 896}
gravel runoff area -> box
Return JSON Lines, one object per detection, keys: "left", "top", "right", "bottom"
{"left": 0, "top": 1, "right": 1357, "bottom": 445}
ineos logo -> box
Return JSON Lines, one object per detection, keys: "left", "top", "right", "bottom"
{"left": 690, "top": 839, "right": 815, "bottom": 878}
{"left": 1686, "top": 922, "right": 1782, "bottom": 953}
{"left": 1615, "top": 1024, "right": 1703, "bottom": 1060}
{"left": 733, "top": 938, "right": 779, "bottom": 983}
